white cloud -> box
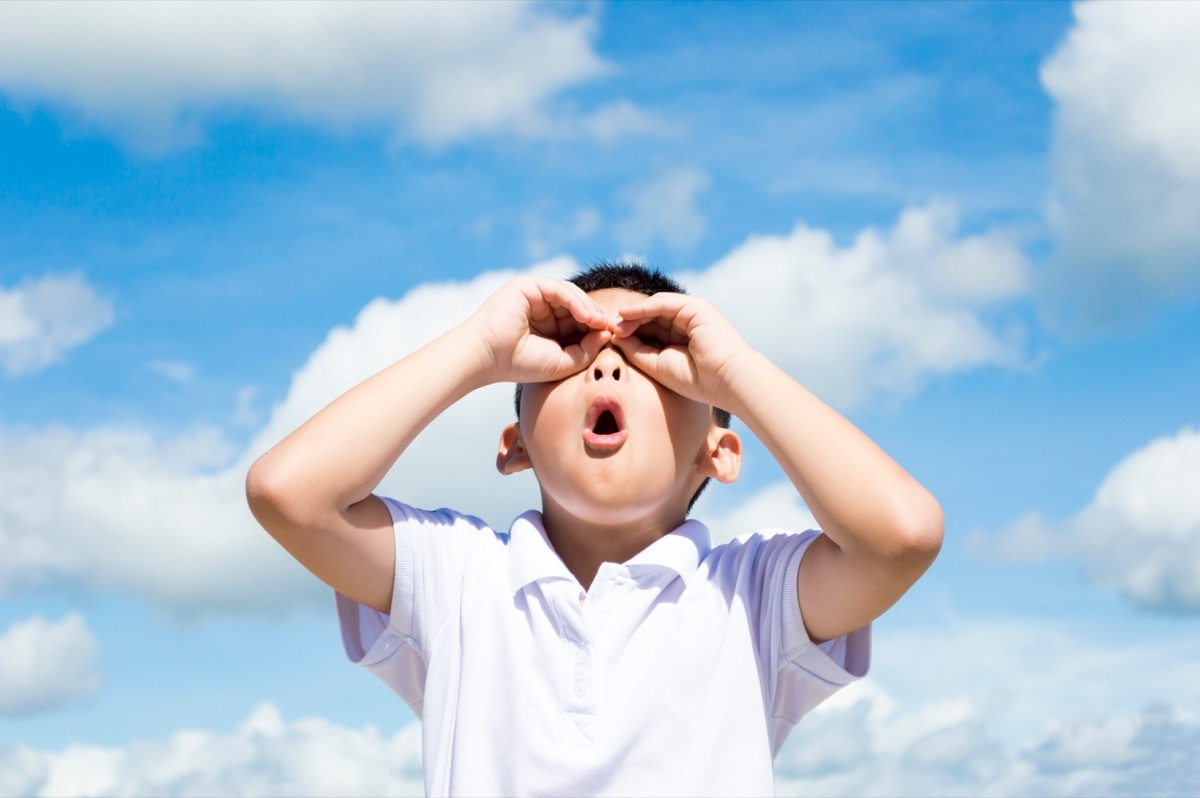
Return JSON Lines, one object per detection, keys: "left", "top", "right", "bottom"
{"left": 0, "top": 274, "right": 113, "bottom": 376}
{"left": 682, "top": 202, "right": 1029, "bottom": 408}
{"left": 523, "top": 205, "right": 603, "bottom": 260}
{"left": 0, "top": 702, "right": 424, "bottom": 798}
{"left": 1041, "top": 2, "right": 1200, "bottom": 320}
{"left": 615, "top": 167, "right": 710, "bottom": 252}
{"left": 0, "top": 424, "right": 316, "bottom": 617}
{"left": 776, "top": 697, "right": 1200, "bottom": 798}
{"left": 774, "top": 616, "right": 1200, "bottom": 796}
{"left": 972, "top": 426, "right": 1200, "bottom": 613}
{"left": 0, "top": 614, "right": 100, "bottom": 717}
{"left": 573, "top": 100, "right": 672, "bottom": 142}
{"left": 0, "top": 261, "right": 569, "bottom": 616}
{"left": 0, "top": 2, "right": 616, "bottom": 154}
{"left": 146, "top": 360, "right": 195, "bottom": 384}
{"left": 869, "top": 616, "right": 1200, "bottom": 748}
{"left": 693, "top": 481, "right": 818, "bottom": 545}
{"left": 233, "top": 386, "right": 260, "bottom": 429}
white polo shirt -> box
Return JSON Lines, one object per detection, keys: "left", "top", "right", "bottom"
{"left": 337, "top": 498, "right": 870, "bottom": 797}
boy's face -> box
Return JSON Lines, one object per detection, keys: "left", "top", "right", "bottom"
{"left": 502, "top": 288, "right": 718, "bottom": 527}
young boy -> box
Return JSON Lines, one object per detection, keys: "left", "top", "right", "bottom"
{"left": 246, "top": 262, "right": 943, "bottom": 796}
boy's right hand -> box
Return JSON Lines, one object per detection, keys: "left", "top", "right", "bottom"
{"left": 465, "top": 276, "right": 613, "bottom": 385}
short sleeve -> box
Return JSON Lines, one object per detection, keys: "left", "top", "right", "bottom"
{"left": 334, "top": 497, "right": 498, "bottom": 715}
{"left": 760, "top": 531, "right": 871, "bottom": 754}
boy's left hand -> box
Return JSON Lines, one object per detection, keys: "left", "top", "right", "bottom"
{"left": 611, "top": 293, "right": 752, "bottom": 409}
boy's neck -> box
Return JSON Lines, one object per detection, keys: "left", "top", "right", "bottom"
{"left": 539, "top": 497, "right": 687, "bottom": 591}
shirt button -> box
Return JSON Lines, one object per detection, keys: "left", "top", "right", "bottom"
{"left": 574, "top": 646, "right": 589, "bottom": 664}
{"left": 383, "top": 641, "right": 395, "bottom": 653}
{"left": 573, "top": 681, "right": 587, "bottom": 698}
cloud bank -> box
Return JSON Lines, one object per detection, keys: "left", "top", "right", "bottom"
{"left": 683, "top": 202, "right": 1029, "bottom": 408}
{"left": 615, "top": 167, "right": 711, "bottom": 252}
{"left": 0, "top": 2, "right": 640, "bottom": 153}
{"left": 694, "top": 481, "right": 819, "bottom": 546}
{"left": 776, "top": 698, "right": 1200, "bottom": 797}
{"left": 1042, "top": 2, "right": 1200, "bottom": 320}
{"left": 776, "top": 615, "right": 1200, "bottom": 796}
{"left": 0, "top": 274, "right": 113, "bottom": 376}
{"left": 973, "top": 426, "right": 1200, "bottom": 614}
{"left": 0, "top": 614, "right": 100, "bottom": 717}
{"left": 0, "top": 262, "right": 565, "bottom": 616}
{"left": 0, "top": 424, "right": 320, "bottom": 617}
{"left": 0, "top": 703, "right": 424, "bottom": 798}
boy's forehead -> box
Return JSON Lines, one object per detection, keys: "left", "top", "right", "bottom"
{"left": 587, "top": 287, "right": 648, "bottom": 315}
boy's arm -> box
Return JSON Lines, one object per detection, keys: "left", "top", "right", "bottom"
{"left": 614, "top": 294, "right": 943, "bottom": 644}
{"left": 246, "top": 277, "right": 611, "bottom": 614}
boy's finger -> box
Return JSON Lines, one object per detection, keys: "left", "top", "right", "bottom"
{"left": 538, "top": 279, "right": 609, "bottom": 330}
{"left": 611, "top": 317, "right": 644, "bottom": 338}
{"left": 614, "top": 337, "right": 699, "bottom": 399}
{"left": 612, "top": 333, "right": 664, "bottom": 376}
{"left": 558, "top": 329, "right": 612, "bottom": 374}
{"left": 615, "top": 292, "right": 689, "bottom": 323}
{"left": 613, "top": 314, "right": 688, "bottom": 349}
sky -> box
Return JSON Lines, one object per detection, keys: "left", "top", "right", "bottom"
{"left": 1, "top": 1, "right": 1199, "bottom": 795}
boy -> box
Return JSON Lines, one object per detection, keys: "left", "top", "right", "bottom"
{"left": 246, "top": 262, "right": 943, "bottom": 796}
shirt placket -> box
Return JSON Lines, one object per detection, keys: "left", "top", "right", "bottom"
{"left": 556, "top": 582, "right": 601, "bottom": 745}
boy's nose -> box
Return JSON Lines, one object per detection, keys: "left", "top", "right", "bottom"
{"left": 589, "top": 347, "right": 626, "bottom": 383}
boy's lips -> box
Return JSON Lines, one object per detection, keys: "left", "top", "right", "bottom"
{"left": 583, "top": 396, "right": 627, "bottom": 450}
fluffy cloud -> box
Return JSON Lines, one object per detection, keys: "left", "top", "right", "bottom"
{"left": 0, "top": 2, "right": 633, "bottom": 153}
{"left": 145, "top": 360, "right": 196, "bottom": 385}
{"left": 0, "top": 614, "right": 100, "bottom": 717}
{"left": 522, "top": 204, "right": 603, "bottom": 260}
{"left": 0, "top": 424, "right": 320, "bottom": 616}
{"left": 694, "top": 481, "right": 819, "bottom": 546}
{"left": 776, "top": 696, "right": 1200, "bottom": 797}
{"left": 683, "top": 202, "right": 1029, "bottom": 408}
{"left": 775, "top": 616, "right": 1200, "bottom": 796}
{"left": 0, "top": 274, "right": 113, "bottom": 376}
{"left": 1041, "top": 2, "right": 1200, "bottom": 320}
{"left": 0, "top": 703, "right": 424, "bottom": 798}
{"left": 0, "top": 262, "right": 564, "bottom": 616}
{"left": 614, "top": 167, "right": 711, "bottom": 252}
{"left": 972, "top": 426, "right": 1200, "bottom": 613}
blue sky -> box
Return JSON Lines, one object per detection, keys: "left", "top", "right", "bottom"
{"left": 2, "top": 2, "right": 1199, "bottom": 795}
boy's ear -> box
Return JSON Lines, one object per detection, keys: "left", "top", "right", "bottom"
{"left": 696, "top": 425, "right": 741, "bottom": 484}
{"left": 496, "top": 423, "right": 533, "bottom": 475}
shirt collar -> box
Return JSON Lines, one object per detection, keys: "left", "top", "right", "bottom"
{"left": 507, "top": 510, "right": 713, "bottom": 596}
{"left": 507, "top": 511, "right": 575, "bottom": 595}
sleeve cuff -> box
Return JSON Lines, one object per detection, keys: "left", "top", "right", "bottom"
{"left": 780, "top": 532, "right": 871, "bottom": 683}
{"left": 335, "top": 496, "right": 417, "bottom": 663}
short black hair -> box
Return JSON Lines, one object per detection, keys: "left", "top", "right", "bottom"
{"left": 569, "top": 259, "right": 687, "bottom": 295}
{"left": 513, "top": 259, "right": 731, "bottom": 513}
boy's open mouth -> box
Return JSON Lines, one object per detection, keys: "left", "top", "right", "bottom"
{"left": 583, "top": 396, "right": 627, "bottom": 450}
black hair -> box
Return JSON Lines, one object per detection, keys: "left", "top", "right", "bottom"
{"left": 513, "top": 259, "right": 731, "bottom": 514}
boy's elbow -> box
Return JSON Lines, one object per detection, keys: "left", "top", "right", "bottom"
{"left": 891, "top": 490, "right": 944, "bottom": 568}
{"left": 245, "top": 453, "right": 309, "bottom": 535}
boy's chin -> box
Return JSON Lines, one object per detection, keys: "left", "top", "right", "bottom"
{"left": 544, "top": 489, "right": 689, "bottom": 529}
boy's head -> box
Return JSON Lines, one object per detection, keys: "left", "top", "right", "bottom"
{"left": 499, "top": 261, "right": 738, "bottom": 525}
